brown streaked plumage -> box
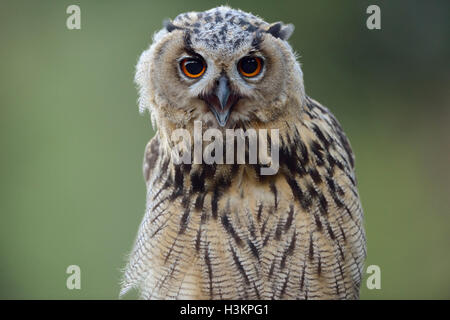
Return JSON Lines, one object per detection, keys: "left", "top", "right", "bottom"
{"left": 121, "top": 6, "right": 366, "bottom": 300}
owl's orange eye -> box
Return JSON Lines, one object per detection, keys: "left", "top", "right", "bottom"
{"left": 180, "top": 58, "right": 206, "bottom": 78}
{"left": 238, "top": 56, "right": 263, "bottom": 78}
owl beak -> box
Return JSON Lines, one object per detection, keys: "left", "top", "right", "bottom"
{"left": 201, "top": 75, "right": 240, "bottom": 127}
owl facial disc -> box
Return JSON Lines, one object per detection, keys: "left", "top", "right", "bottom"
{"left": 200, "top": 75, "right": 240, "bottom": 127}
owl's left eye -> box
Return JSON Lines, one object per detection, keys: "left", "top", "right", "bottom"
{"left": 180, "top": 57, "right": 206, "bottom": 78}
{"left": 238, "top": 56, "right": 263, "bottom": 78}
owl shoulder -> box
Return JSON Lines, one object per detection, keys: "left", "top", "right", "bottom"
{"left": 302, "top": 96, "right": 356, "bottom": 170}
{"left": 143, "top": 134, "right": 162, "bottom": 184}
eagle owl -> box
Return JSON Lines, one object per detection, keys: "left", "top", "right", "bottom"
{"left": 121, "top": 6, "right": 366, "bottom": 300}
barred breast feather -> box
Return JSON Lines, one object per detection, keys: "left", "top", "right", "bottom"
{"left": 121, "top": 96, "right": 366, "bottom": 299}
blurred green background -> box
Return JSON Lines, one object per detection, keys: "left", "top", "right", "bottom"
{"left": 1, "top": 0, "right": 449, "bottom": 299}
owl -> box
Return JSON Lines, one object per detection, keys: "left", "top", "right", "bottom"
{"left": 121, "top": 6, "right": 366, "bottom": 300}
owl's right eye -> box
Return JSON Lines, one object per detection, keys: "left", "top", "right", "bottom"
{"left": 180, "top": 58, "right": 206, "bottom": 78}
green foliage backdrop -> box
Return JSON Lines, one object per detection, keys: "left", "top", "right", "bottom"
{"left": 1, "top": 0, "right": 449, "bottom": 299}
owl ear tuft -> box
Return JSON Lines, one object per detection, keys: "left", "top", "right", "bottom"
{"left": 163, "top": 19, "right": 181, "bottom": 33}
{"left": 266, "top": 22, "right": 294, "bottom": 40}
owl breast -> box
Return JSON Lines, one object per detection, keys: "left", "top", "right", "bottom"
{"left": 121, "top": 97, "right": 366, "bottom": 300}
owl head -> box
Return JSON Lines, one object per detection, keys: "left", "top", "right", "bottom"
{"left": 136, "top": 6, "right": 305, "bottom": 133}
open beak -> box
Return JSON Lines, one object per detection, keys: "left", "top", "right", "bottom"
{"left": 200, "top": 75, "right": 240, "bottom": 127}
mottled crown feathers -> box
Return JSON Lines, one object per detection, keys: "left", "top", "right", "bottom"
{"left": 163, "top": 6, "right": 294, "bottom": 43}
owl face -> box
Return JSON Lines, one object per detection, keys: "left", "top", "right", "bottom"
{"left": 136, "top": 6, "right": 304, "bottom": 130}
